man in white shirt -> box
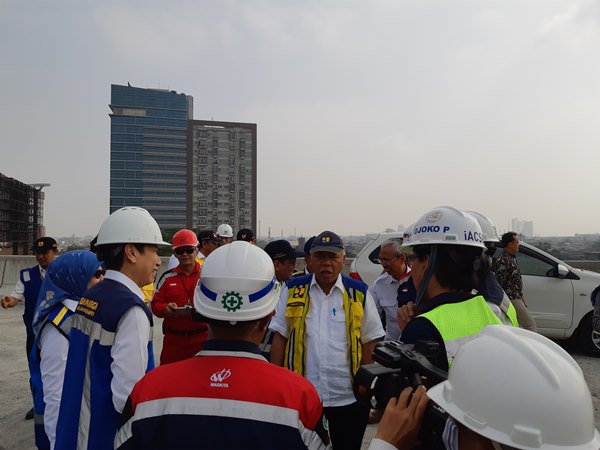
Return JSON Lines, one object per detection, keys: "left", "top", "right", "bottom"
{"left": 270, "top": 231, "right": 384, "bottom": 450}
{"left": 370, "top": 238, "right": 414, "bottom": 341}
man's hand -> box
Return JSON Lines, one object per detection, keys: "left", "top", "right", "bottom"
{"left": 374, "top": 385, "right": 429, "bottom": 450}
{"left": 397, "top": 301, "right": 416, "bottom": 330}
{"left": 164, "top": 303, "right": 179, "bottom": 317}
{"left": 1, "top": 296, "right": 19, "bottom": 309}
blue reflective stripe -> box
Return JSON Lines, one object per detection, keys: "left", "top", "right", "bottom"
{"left": 248, "top": 280, "right": 275, "bottom": 303}
{"left": 200, "top": 279, "right": 275, "bottom": 303}
{"left": 200, "top": 283, "right": 218, "bottom": 301}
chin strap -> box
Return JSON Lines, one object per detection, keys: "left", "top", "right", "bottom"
{"left": 414, "top": 245, "right": 437, "bottom": 308}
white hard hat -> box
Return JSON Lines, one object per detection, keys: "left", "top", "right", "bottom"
{"left": 403, "top": 223, "right": 415, "bottom": 241}
{"left": 194, "top": 241, "right": 280, "bottom": 322}
{"left": 428, "top": 325, "right": 600, "bottom": 450}
{"left": 466, "top": 211, "right": 500, "bottom": 243}
{"left": 216, "top": 223, "right": 234, "bottom": 238}
{"left": 402, "top": 206, "right": 485, "bottom": 251}
{"left": 96, "top": 207, "right": 170, "bottom": 246}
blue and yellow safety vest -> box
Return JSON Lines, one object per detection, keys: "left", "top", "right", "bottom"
{"left": 283, "top": 274, "right": 367, "bottom": 378}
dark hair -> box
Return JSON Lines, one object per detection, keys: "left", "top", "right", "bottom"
{"left": 95, "top": 243, "right": 147, "bottom": 271}
{"left": 413, "top": 244, "right": 482, "bottom": 292}
{"left": 501, "top": 232, "right": 518, "bottom": 247}
{"left": 192, "top": 313, "right": 269, "bottom": 337}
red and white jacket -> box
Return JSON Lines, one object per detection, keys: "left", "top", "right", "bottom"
{"left": 116, "top": 340, "right": 330, "bottom": 450}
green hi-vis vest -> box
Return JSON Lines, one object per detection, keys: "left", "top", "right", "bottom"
{"left": 419, "top": 295, "right": 503, "bottom": 367}
{"left": 283, "top": 274, "right": 367, "bottom": 378}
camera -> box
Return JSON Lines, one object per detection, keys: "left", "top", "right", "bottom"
{"left": 354, "top": 340, "right": 449, "bottom": 449}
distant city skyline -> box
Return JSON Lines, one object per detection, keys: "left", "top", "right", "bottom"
{"left": 3, "top": 1, "right": 600, "bottom": 238}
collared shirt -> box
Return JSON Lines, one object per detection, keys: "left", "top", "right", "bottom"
{"left": 11, "top": 264, "right": 46, "bottom": 301}
{"left": 494, "top": 251, "right": 523, "bottom": 300}
{"left": 103, "top": 270, "right": 152, "bottom": 413}
{"left": 167, "top": 253, "right": 206, "bottom": 271}
{"left": 270, "top": 274, "right": 384, "bottom": 407}
{"left": 371, "top": 272, "right": 402, "bottom": 341}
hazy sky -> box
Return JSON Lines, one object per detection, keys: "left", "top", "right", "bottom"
{"left": 2, "top": 0, "right": 600, "bottom": 238}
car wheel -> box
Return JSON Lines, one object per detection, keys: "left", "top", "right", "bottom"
{"left": 578, "top": 314, "right": 600, "bottom": 357}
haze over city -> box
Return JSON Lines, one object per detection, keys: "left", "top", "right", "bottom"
{"left": 2, "top": 0, "right": 600, "bottom": 238}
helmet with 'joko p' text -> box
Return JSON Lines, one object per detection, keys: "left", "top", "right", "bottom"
{"left": 402, "top": 206, "right": 486, "bottom": 252}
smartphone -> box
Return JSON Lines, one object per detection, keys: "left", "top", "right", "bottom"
{"left": 171, "top": 306, "right": 194, "bottom": 316}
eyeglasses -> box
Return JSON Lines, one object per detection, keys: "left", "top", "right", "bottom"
{"left": 94, "top": 268, "right": 106, "bottom": 279}
{"left": 376, "top": 256, "right": 399, "bottom": 265}
{"left": 404, "top": 254, "right": 418, "bottom": 267}
{"left": 175, "top": 246, "right": 197, "bottom": 255}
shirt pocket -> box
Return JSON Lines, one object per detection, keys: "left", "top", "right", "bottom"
{"left": 379, "top": 295, "right": 398, "bottom": 307}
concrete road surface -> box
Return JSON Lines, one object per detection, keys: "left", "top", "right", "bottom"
{"left": 1, "top": 304, "right": 598, "bottom": 450}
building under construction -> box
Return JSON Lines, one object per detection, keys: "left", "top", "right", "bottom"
{"left": 0, "top": 173, "right": 49, "bottom": 255}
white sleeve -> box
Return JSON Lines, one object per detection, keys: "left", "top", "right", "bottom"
{"left": 167, "top": 254, "right": 179, "bottom": 270}
{"left": 11, "top": 279, "right": 25, "bottom": 301}
{"left": 268, "top": 285, "right": 290, "bottom": 338}
{"left": 367, "top": 438, "right": 400, "bottom": 450}
{"left": 370, "top": 281, "right": 383, "bottom": 315}
{"left": 39, "top": 325, "right": 70, "bottom": 449}
{"left": 110, "top": 307, "right": 151, "bottom": 413}
{"left": 361, "top": 290, "right": 385, "bottom": 343}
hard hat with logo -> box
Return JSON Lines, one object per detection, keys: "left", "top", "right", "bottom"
{"left": 428, "top": 325, "right": 600, "bottom": 450}
{"left": 194, "top": 241, "right": 280, "bottom": 322}
{"left": 401, "top": 206, "right": 485, "bottom": 252}
{"left": 216, "top": 223, "right": 234, "bottom": 238}
{"left": 466, "top": 211, "right": 500, "bottom": 243}
{"left": 172, "top": 229, "right": 199, "bottom": 249}
{"left": 96, "top": 207, "right": 170, "bottom": 246}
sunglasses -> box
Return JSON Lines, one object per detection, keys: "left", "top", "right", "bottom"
{"left": 175, "top": 246, "right": 197, "bottom": 255}
{"left": 94, "top": 268, "right": 106, "bottom": 279}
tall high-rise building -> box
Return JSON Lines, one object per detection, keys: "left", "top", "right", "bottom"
{"left": 511, "top": 217, "right": 534, "bottom": 238}
{"left": 188, "top": 120, "right": 257, "bottom": 232}
{"left": 109, "top": 84, "right": 193, "bottom": 229}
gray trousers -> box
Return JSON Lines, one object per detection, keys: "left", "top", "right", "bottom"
{"left": 512, "top": 297, "right": 537, "bottom": 332}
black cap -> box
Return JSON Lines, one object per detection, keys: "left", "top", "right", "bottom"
{"left": 310, "top": 231, "right": 344, "bottom": 254}
{"left": 197, "top": 230, "right": 221, "bottom": 244}
{"left": 303, "top": 236, "right": 316, "bottom": 254}
{"left": 236, "top": 228, "right": 255, "bottom": 242}
{"left": 33, "top": 237, "right": 57, "bottom": 253}
{"left": 264, "top": 240, "right": 305, "bottom": 261}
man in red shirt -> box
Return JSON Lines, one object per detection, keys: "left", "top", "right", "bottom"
{"left": 152, "top": 229, "right": 208, "bottom": 365}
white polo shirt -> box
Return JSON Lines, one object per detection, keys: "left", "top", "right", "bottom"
{"left": 370, "top": 270, "right": 413, "bottom": 341}
{"left": 269, "top": 274, "right": 384, "bottom": 407}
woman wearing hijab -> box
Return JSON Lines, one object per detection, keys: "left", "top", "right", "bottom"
{"left": 29, "top": 250, "right": 104, "bottom": 450}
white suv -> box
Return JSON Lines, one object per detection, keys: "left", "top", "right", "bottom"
{"left": 350, "top": 233, "right": 600, "bottom": 356}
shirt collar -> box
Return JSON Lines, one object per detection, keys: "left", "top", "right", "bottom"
{"left": 309, "top": 273, "right": 344, "bottom": 294}
{"left": 38, "top": 265, "right": 47, "bottom": 278}
{"left": 174, "top": 261, "right": 200, "bottom": 275}
{"left": 104, "top": 270, "right": 145, "bottom": 301}
{"left": 62, "top": 298, "right": 79, "bottom": 312}
{"left": 417, "top": 291, "right": 475, "bottom": 315}
{"left": 202, "top": 339, "right": 261, "bottom": 353}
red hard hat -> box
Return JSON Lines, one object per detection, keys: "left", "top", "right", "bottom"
{"left": 172, "top": 229, "right": 199, "bottom": 249}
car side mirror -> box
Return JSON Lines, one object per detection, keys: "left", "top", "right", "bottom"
{"left": 557, "top": 264, "right": 569, "bottom": 277}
